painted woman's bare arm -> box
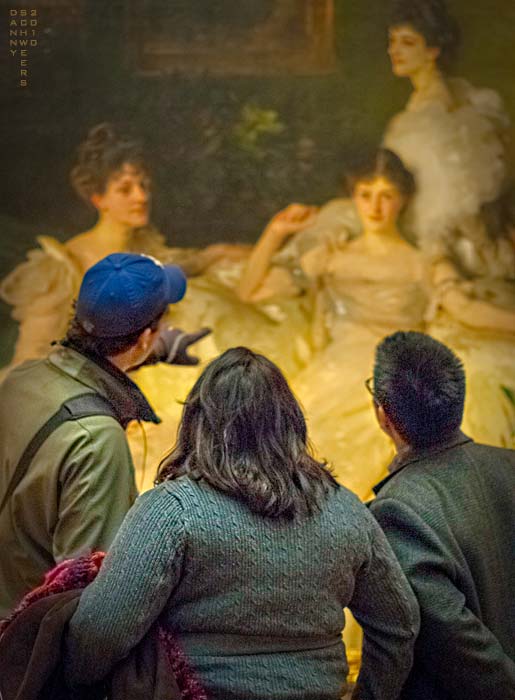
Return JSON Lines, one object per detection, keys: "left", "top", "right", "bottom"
{"left": 433, "top": 259, "right": 515, "bottom": 332}
{"left": 237, "top": 204, "right": 318, "bottom": 302}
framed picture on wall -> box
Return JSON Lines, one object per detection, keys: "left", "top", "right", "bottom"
{"left": 125, "top": 0, "right": 336, "bottom": 76}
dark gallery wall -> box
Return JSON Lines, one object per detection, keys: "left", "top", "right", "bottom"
{"left": 1, "top": 0, "right": 515, "bottom": 362}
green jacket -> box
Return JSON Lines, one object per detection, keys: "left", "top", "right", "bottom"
{"left": 0, "top": 345, "right": 158, "bottom": 618}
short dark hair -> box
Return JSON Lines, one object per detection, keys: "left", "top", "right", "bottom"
{"left": 374, "top": 331, "right": 465, "bottom": 448}
{"left": 389, "top": 0, "right": 461, "bottom": 71}
{"left": 63, "top": 306, "right": 163, "bottom": 359}
{"left": 344, "top": 148, "right": 416, "bottom": 199}
{"left": 156, "top": 347, "right": 338, "bottom": 519}
{"left": 70, "top": 122, "right": 149, "bottom": 203}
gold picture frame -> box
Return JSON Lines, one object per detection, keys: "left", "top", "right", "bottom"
{"left": 126, "top": 0, "right": 335, "bottom": 76}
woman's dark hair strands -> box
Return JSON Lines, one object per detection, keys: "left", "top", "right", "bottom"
{"left": 157, "top": 347, "right": 337, "bottom": 519}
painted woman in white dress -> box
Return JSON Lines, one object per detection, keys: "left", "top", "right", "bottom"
{"left": 237, "top": 148, "right": 515, "bottom": 501}
{"left": 384, "top": 0, "right": 515, "bottom": 448}
{"left": 0, "top": 124, "right": 251, "bottom": 488}
{"left": 0, "top": 123, "right": 247, "bottom": 368}
{"left": 1, "top": 124, "right": 319, "bottom": 487}
{"left": 384, "top": 0, "right": 514, "bottom": 277}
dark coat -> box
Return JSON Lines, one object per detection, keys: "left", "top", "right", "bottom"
{"left": 370, "top": 433, "right": 515, "bottom": 700}
{"left": 0, "top": 589, "right": 182, "bottom": 700}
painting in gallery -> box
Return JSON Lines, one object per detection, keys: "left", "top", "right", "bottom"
{"left": 1, "top": 0, "right": 514, "bottom": 685}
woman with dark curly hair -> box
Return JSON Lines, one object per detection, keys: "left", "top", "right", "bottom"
{"left": 0, "top": 123, "right": 242, "bottom": 370}
{"left": 0, "top": 124, "right": 259, "bottom": 487}
{"left": 65, "top": 346, "right": 419, "bottom": 700}
{"left": 383, "top": 0, "right": 514, "bottom": 277}
{"left": 1, "top": 125, "right": 317, "bottom": 488}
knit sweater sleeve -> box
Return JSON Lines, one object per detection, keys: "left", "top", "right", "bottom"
{"left": 64, "top": 485, "right": 186, "bottom": 685}
{"left": 350, "top": 508, "right": 420, "bottom": 700}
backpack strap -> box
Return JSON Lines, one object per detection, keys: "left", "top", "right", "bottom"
{"left": 0, "top": 392, "right": 120, "bottom": 517}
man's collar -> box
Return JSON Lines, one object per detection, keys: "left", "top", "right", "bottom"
{"left": 50, "top": 344, "right": 161, "bottom": 429}
{"left": 372, "top": 430, "right": 472, "bottom": 495}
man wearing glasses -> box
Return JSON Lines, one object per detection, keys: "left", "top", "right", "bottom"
{"left": 367, "top": 330, "right": 515, "bottom": 700}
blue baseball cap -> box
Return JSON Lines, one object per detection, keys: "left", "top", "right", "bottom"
{"left": 76, "top": 253, "right": 187, "bottom": 337}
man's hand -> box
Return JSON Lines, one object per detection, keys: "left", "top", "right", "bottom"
{"left": 153, "top": 326, "right": 212, "bottom": 365}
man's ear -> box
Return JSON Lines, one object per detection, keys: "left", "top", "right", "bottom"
{"left": 375, "top": 403, "right": 394, "bottom": 438}
{"left": 137, "top": 327, "right": 154, "bottom": 353}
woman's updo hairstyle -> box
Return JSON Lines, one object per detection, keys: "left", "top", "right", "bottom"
{"left": 70, "top": 123, "right": 148, "bottom": 203}
{"left": 344, "top": 147, "right": 416, "bottom": 200}
{"left": 389, "top": 0, "right": 461, "bottom": 71}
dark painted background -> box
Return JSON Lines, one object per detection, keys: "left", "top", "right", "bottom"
{"left": 1, "top": 0, "right": 515, "bottom": 363}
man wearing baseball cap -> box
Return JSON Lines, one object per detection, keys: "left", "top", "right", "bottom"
{"left": 0, "top": 253, "right": 207, "bottom": 617}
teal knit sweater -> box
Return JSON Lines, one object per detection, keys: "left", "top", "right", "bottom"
{"left": 66, "top": 477, "right": 418, "bottom": 699}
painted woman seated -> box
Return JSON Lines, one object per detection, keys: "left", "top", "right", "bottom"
{"left": 237, "top": 148, "right": 515, "bottom": 501}
{"left": 0, "top": 124, "right": 250, "bottom": 488}
{"left": 0, "top": 123, "right": 245, "bottom": 369}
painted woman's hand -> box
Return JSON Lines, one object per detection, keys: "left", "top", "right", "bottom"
{"left": 266, "top": 204, "right": 319, "bottom": 242}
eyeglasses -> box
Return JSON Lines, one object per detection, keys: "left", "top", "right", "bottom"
{"left": 365, "top": 376, "right": 380, "bottom": 405}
